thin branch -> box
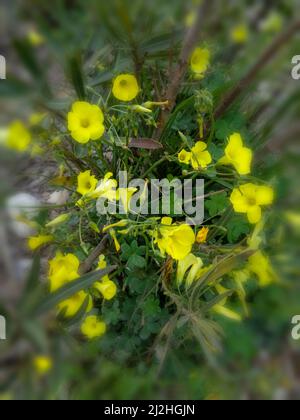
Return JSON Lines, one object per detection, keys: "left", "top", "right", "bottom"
{"left": 214, "top": 20, "right": 300, "bottom": 119}
{"left": 154, "top": 0, "right": 212, "bottom": 140}
{"left": 79, "top": 235, "right": 109, "bottom": 275}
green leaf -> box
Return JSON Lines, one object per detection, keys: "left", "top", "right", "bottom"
{"left": 200, "top": 250, "right": 254, "bottom": 288}
{"left": 22, "top": 320, "right": 48, "bottom": 352}
{"left": 226, "top": 216, "right": 251, "bottom": 243}
{"left": 13, "top": 39, "right": 50, "bottom": 95}
{"left": 67, "top": 54, "right": 86, "bottom": 100}
{"left": 139, "top": 31, "right": 182, "bottom": 55}
{"left": 127, "top": 255, "right": 146, "bottom": 269}
{"left": 208, "top": 143, "right": 224, "bottom": 161}
{"left": 23, "top": 256, "right": 41, "bottom": 297}
{"left": 103, "top": 301, "right": 120, "bottom": 325}
{"left": 143, "top": 296, "right": 161, "bottom": 318}
{"left": 13, "top": 39, "right": 42, "bottom": 79}
{"left": 127, "top": 276, "right": 146, "bottom": 294}
{"left": 215, "top": 112, "right": 246, "bottom": 141}
{"left": 36, "top": 266, "right": 116, "bottom": 315}
{"left": 205, "top": 192, "right": 229, "bottom": 217}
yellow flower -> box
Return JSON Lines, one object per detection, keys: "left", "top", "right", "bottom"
{"left": 261, "top": 12, "right": 283, "bottom": 33}
{"left": 29, "top": 112, "right": 46, "bottom": 126}
{"left": 143, "top": 100, "right": 169, "bottom": 109}
{"left": 154, "top": 217, "right": 196, "bottom": 261}
{"left": 110, "top": 229, "right": 121, "bottom": 252}
{"left": 28, "top": 235, "right": 53, "bottom": 251}
{"left": 98, "top": 254, "right": 107, "bottom": 270}
{"left": 81, "top": 316, "right": 106, "bottom": 340}
{"left": 48, "top": 252, "right": 80, "bottom": 292}
{"left": 94, "top": 279, "right": 117, "bottom": 300}
{"left": 6, "top": 121, "right": 31, "bottom": 152}
{"left": 178, "top": 149, "right": 192, "bottom": 165}
{"left": 58, "top": 291, "right": 92, "bottom": 318}
{"left": 46, "top": 213, "right": 70, "bottom": 228}
{"left": 33, "top": 356, "right": 53, "bottom": 375}
{"left": 131, "top": 105, "right": 152, "bottom": 114}
{"left": 112, "top": 74, "right": 139, "bottom": 102}
{"left": 285, "top": 211, "right": 300, "bottom": 235}
{"left": 218, "top": 133, "right": 252, "bottom": 175}
{"left": 96, "top": 254, "right": 110, "bottom": 282}
{"left": 230, "top": 24, "right": 249, "bottom": 44}
{"left": 89, "top": 222, "right": 100, "bottom": 234}
{"left": 230, "top": 183, "right": 274, "bottom": 224}
{"left": 117, "top": 187, "right": 138, "bottom": 213}
{"left": 185, "top": 11, "right": 197, "bottom": 28}
{"left": 190, "top": 47, "right": 210, "bottom": 75}
{"left": 191, "top": 142, "right": 212, "bottom": 170}
{"left": 28, "top": 30, "right": 45, "bottom": 46}
{"left": 196, "top": 227, "right": 209, "bottom": 244}
{"left": 89, "top": 172, "right": 118, "bottom": 201}
{"left": 177, "top": 253, "right": 203, "bottom": 287}
{"left": 77, "top": 170, "right": 98, "bottom": 196}
{"left": 67, "top": 101, "right": 105, "bottom": 144}
{"left": 247, "top": 251, "right": 276, "bottom": 287}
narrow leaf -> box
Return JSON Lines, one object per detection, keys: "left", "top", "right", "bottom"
{"left": 68, "top": 54, "right": 86, "bottom": 100}
{"left": 129, "top": 138, "right": 163, "bottom": 150}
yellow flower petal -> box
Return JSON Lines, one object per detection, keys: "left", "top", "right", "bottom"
{"left": 248, "top": 251, "right": 277, "bottom": 287}
{"left": 77, "top": 170, "right": 98, "bottom": 196}
{"left": 233, "top": 147, "right": 252, "bottom": 175}
{"left": 6, "top": 121, "right": 31, "bottom": 152}
{"left": 48, "top": 252, "right": 80, "bottom": 292}
{"left": 219, "top": 133, "right": 253, "bottom": 175}
{"left": 178, "top": 149, "right": 192, "bottom": 165}
{"left": 190, "top": 48, "right": 210, "bottom": 75}
{"left": 247, "top": 205, "right": 262, "bottom": 224}
{"left": 28, "top": 235, "right": 53, "bottom": 251}
{"left": 118, "top": 187, "right": 138, "bottom": 213}
{"left": 191, "top": 142, "right": 212, "bottom": 170}
{"left": 196, "top": 227, "right": 209, "bottom": 244}
{"left": 230, "top": 189, "right": 248, "bottom": 213}
{"left": 58, "top": 291, "right": 92, "bottom": 318}
{"left": 256, "top": 186, "right": 274, "bottom": 206}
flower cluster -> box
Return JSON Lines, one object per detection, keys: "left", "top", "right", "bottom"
{"left": 7, "top": 52, "right": 276, "bottom": 349}
{"left": 48, "top": 252, "right": 116, "bottom": 339}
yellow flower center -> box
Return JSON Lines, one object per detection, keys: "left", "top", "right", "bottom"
{"left": 228, "top": 150, "right": 239, "bottom": 160}
{"left": 85, "top": 181, "right": 92, "bottom": 190}
{"left": 81, "top": 118, "right": 90, "bottom": 128}
{"left": 247, "top": 198, "right": 257, "bottom": 206}
{"left": 119, "top": 79, "right": 128, "bottom": 88}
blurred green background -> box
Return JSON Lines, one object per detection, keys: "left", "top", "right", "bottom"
{"left": 0, "top": 0, "right": 300, "bottom": 400}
